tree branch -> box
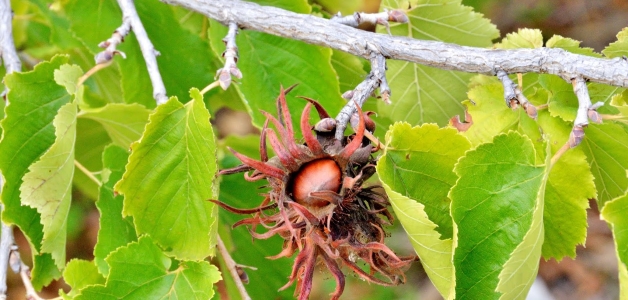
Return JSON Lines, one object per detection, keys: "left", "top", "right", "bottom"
{"left": 161, "top": 0, "right": 628, "bottom": 89}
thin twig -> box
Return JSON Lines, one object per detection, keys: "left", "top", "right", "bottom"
{"left": 74, "top": 160, "right": 102, "bottom": 186}
{"left": 334, "top": 51, "right": 386, "bottom": 140}
{"left": 200, "top": 80, "right": 221, "bottom": 94}
{"left": 331, "top": 9, "right": 407, "bottom": 35}
{"left": 161, "top": 0, "right": 628, "bottom": 88}
{"left": 77, "top": 61, "right": 114, "bottom": 87}
{"left": 550, "top": 143, "right": 570, "bottom": 167}
{"left": 216, "top": 22, "right": 242, "bottom": 90}
{"left": 0, "top": 0, "right": 21, "bottom": 298}
{"left": 116, "top": 0, "right": 168, "bottom": 105}
{"left": 600, "top": 114, "right": 627, "bottom": 121}
{"left": 217, "top": 235, "right": 251, "bottom": 300}
{"left": 15, "top": 251, "right": 46, "bottom": 300}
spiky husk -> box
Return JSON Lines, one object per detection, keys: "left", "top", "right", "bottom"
{"left": 214, "top": 86, "right": 415, "bottom": 300}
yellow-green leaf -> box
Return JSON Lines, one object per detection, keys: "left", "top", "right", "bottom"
{"left": 62, "top": 259, "right": 105, "bottom": 298}
{"left": 603, "top": 27, "right": 628, "bottom": 58}
{"left": 20, "top": 101, "right": 78, "bottom": 269}
{"left": 495, "top": 28, "right": 543, "bottom": 49}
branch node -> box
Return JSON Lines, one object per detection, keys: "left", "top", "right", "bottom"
{"left": 216, "top": 22, "right": 242, "bottom": 90}
{"left": 495, "top": 69, "right": 538, "bottom": 119}
{"left": 571, "top": 76, "right": 595, "bottom": 127}
{"left": 334, "top": 53, "right": 387, "bottom": 140}
{"left": 496, "top": 69, "right": 517, "bottom": 108}
{"left": 341, "top": 90, "right": 355, "bottom": 100}
{"left": 568, "top": 125, "right": 585, "bottom": 148}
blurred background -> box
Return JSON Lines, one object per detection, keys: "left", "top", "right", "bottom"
{"left": 7, "top": 0, "right": 628, "bottom": 299}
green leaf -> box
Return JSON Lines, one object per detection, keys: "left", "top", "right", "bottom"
{"left": 539, "top": 74, "right": 578, "bottom": 122}
{"left": 26, "top": 0, "right": 82, "bottom": 50}
{"left": 116, "top": 89, "right": 218, "bottom": 260}
{"left": 376, "top": 123, "right": 470, "bottom": 297}
{"left": 331, "top": 49, "right": 368, "bottom": 96}
{"left": 602, "top": 27, "right": 628, "bottom": 58}
{"left": 0, "top": 56, "right": 71, "bottom": 286}
{"left": 20, "top": 101, "right": 77, "bottom": 269}
{"left": 601, "top": 192, "right": 628, "bottom": 300}
{"left": 379, "top": 123, "right": 471, "bottom": 239}
{"left": 62, "top": 259, "right": 106, "bottom": 298}
{"left": 31, "top": 253, "right": 62, "bottom": 291}
{"left": 374, "top": 0, "right": 499, "bottom": 128}
{"left": 450, "top": 132, "right": 546, "bottom": 299}
{"left": 315, "top": 0, "right": 361, "bottom": 14}
{"left": 457, "top": 74, "right": 593, "bottom": 260}
{"left": 496, "top": 143, "right": 548, "bottom": 299}
{"left": 94, "top": 145, "right": 137, "bottom": 276}
{"left": 76, "top": 236, "right": 221, "bottom": 300}
{"left": 250, "top": 0, "right": 310, "bottom": 14}
{"left": 65, "top": 0, "right": 121, "bottom": 55}
{"left": 379, "top": 183, "right": 453, "bottom": 298}
{"left": 79, "top": 103, "right": 151, "bottom": 149}
{"left": 588, "top": 83, "right": 625, "bottom": 115}
{"left": 581, "top": 123, "right": 628, "bottom": 206}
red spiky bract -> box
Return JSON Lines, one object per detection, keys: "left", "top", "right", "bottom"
{"left": 216, "top": 87, "right": 416, "bottom": 300}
